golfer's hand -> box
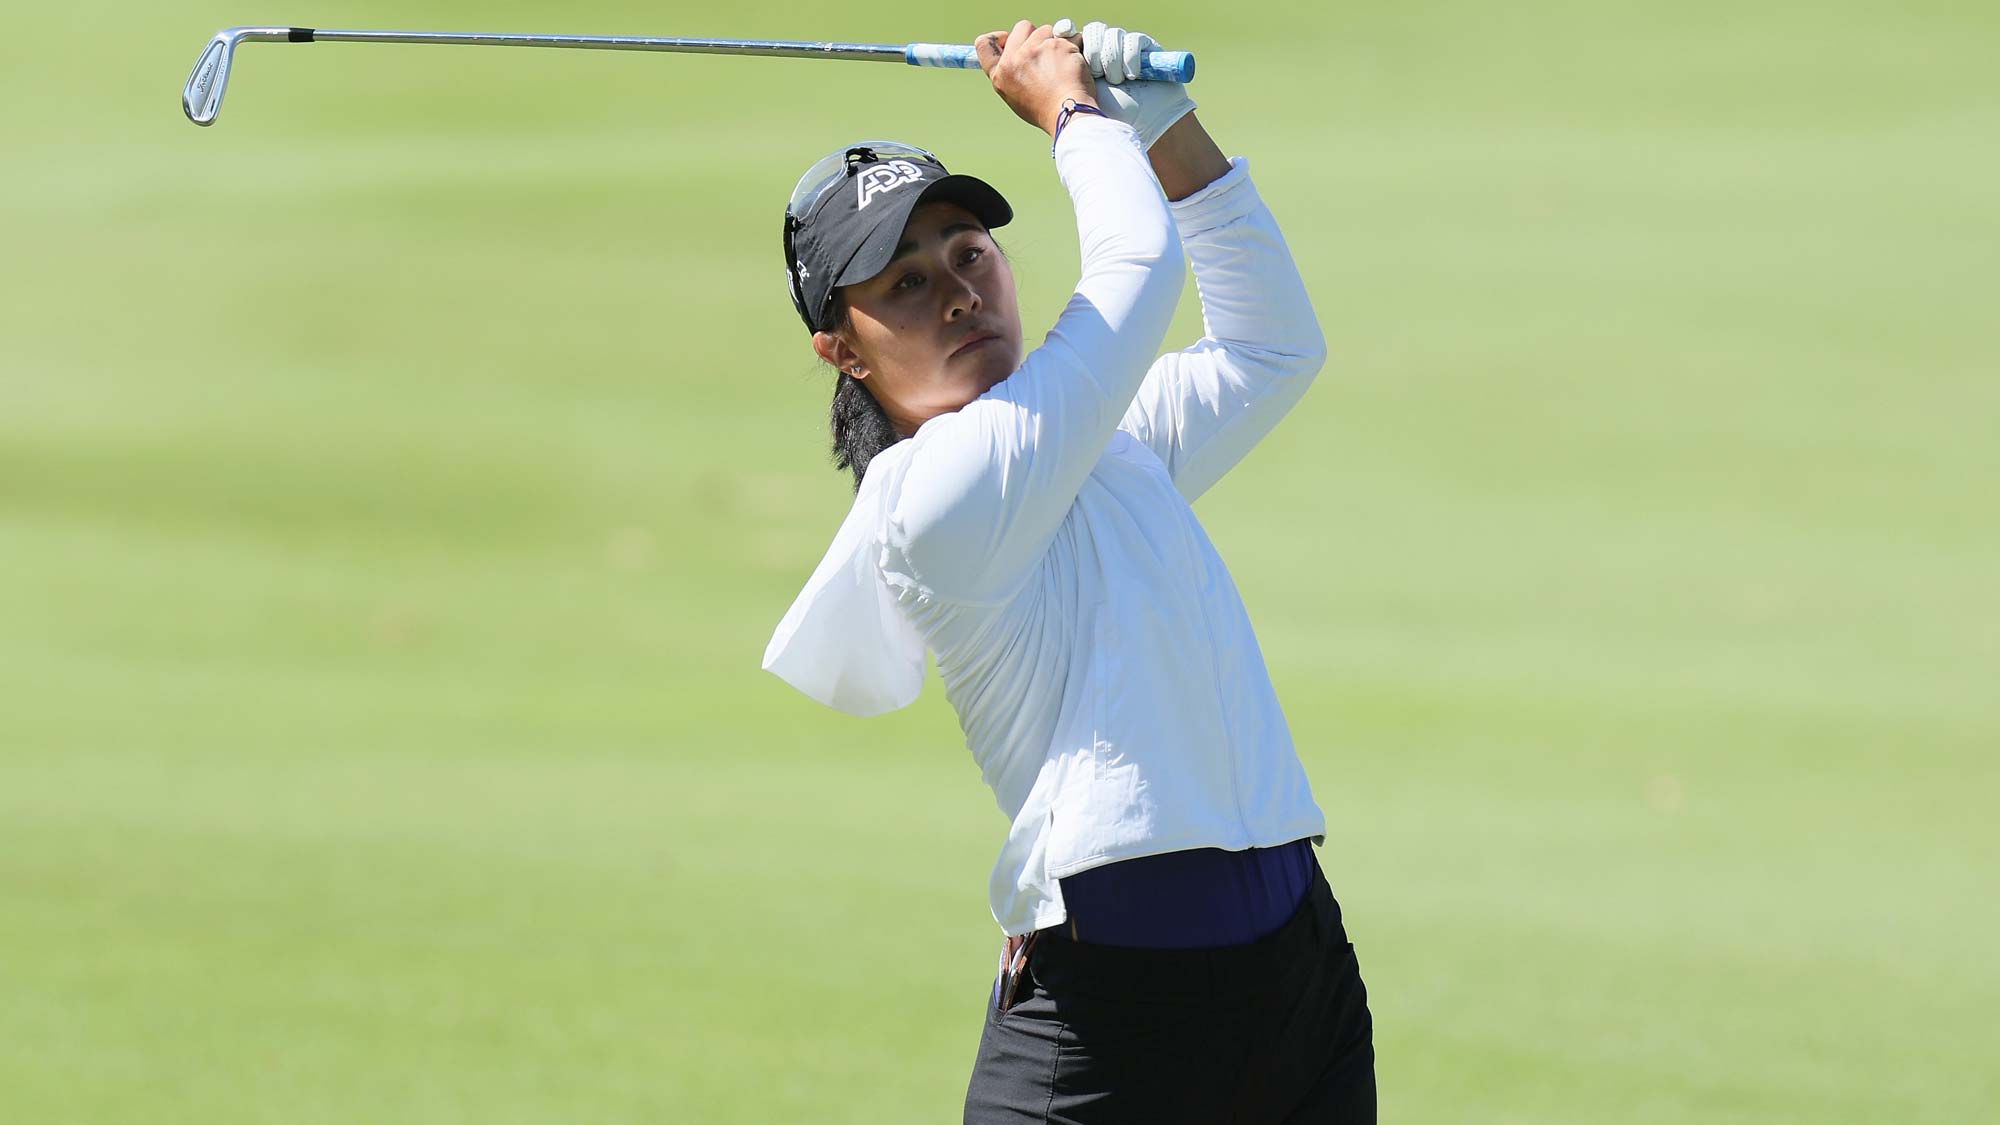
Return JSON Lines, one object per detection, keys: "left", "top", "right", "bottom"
{"left": 1054, "top": 19, "right": 1197, "bottom": 150}
{"left": 1054, "top": 18, "right": 1158, "bottom": 84}
{"left": 976, "top": 20, "right": 1097, "bottom": 136}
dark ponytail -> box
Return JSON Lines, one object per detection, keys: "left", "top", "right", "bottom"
{"left": 824, "top": 294, "right": 900, "bottom": 492}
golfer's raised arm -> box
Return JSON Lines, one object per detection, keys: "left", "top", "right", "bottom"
{"left": 1120, "top": 116, "right": 1328, "bottom": 502}
{"left": 886, "top": 27, "right": 1184, "bottom": 603}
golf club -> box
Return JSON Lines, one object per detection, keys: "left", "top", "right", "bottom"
{"left": 182, "top": 26, "right": 1198, "bottom": 126}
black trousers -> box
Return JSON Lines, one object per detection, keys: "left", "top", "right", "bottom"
{"left": 962, "top": 865, "right": 1375, "bottom": 1124}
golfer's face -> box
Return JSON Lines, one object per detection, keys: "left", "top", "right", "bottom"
{"left": 838, "top": 201, "right": 1022, "bottom": 425}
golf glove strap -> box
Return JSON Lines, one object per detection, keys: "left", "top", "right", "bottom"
{"left": 1055, "top": 19, "right": 1197, "bottom": 149}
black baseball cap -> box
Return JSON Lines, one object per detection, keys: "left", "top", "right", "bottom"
{"left": 783, "top": 140, "right": 1013, "bottom": 334}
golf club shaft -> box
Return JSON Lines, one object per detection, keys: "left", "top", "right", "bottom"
{"left": 183, "top": 26, "right": 1196, "bottom": 126}
{"left": 306, "top": 29, "right": 911, "bottom": 63}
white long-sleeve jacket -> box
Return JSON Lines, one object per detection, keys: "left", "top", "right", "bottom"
{"left": 764, "top": 116, "right": 1329, "bottom": 936}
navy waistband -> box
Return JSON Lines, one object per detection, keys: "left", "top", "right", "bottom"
{"left": 1056, "top": 838, "right": 1317, "bottom": 950}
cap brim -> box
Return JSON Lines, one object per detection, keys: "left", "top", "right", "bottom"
{"left": 833, "top": 174, "right": 1014, "bottom": 289}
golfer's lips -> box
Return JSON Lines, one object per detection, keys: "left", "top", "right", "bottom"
{"left": 949, "top": 331, "right": 1002, "bottom": 360}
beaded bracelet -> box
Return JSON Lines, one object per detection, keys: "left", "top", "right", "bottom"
{"left": 1051, "top": 98, "right": 1109, "bottom": 155}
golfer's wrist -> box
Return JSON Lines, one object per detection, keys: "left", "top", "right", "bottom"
{"left": 1146, "top": 113, "right": 1227, "bottom": 200}
{"left": 1043, "top": 91, "right": 1099, "bottom": 136}
{"left": 1049, "top": 97, "right": 1106, "bottom": 151}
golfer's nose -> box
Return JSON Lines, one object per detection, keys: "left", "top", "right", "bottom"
{"left": 944, "top": 271, "right": 980, "bottom": 321}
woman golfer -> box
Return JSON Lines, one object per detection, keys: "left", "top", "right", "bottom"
{"left": 764, "top": 19, "right": 1375, "bottom": 1122}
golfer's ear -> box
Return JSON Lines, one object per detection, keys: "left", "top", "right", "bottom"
{"left": 813, "top": 330, "right": 862, "bottom": 377}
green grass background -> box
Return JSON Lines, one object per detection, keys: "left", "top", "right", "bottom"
{"left": 4, "top": 2, "right": 1996, "bottom": 1121}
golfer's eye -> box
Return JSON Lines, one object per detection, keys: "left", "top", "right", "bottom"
{"left": 894, "top": 272, "right": 923, "bottom": 291}
{"left": 960, "top": 246, "right": 985, "bottom": 266}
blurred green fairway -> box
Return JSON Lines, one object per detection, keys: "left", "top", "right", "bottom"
{"left": 4, "top": 2, "right": 1997, "bottom": 1121}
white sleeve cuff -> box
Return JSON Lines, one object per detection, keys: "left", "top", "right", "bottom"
{"left": 1167, "top": 156, "right": 1256, "bottom": 235}
{"left": 1052, "top": 110, "right": 1143, "bottom": 169}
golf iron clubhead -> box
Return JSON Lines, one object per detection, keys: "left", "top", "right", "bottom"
{"left": 183, "top": 28, "right": 301, "bottom": 126}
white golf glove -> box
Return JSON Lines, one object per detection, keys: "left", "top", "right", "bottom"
{"left": 1053, "top": 19, "right": 1196, "bottom": 149}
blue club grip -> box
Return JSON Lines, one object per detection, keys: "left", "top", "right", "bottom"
{"left": 904, "top": 42, "right": 1195, "bottom": 84}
